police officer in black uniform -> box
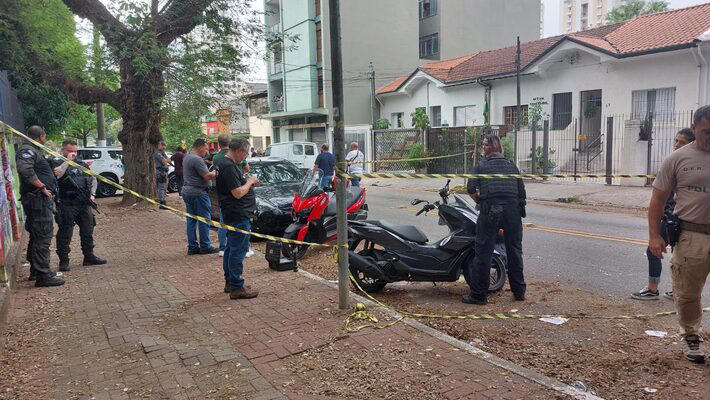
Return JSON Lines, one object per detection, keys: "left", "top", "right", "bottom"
{"left": 53, "top": 140, "right": 107, "bottom": 271}
{"left": 464, "top": 134, "right": 526, "bottom": 305}
{"left": 16, "top": 126, "right": 65, "bottom": 287}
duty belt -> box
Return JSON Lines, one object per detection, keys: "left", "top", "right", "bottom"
{"left": 681, "top": 221, "right": 710, "bottom": 235}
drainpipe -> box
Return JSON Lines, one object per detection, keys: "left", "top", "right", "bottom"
{"left": 694, "top": 45, "right": 708, "bottom": 107}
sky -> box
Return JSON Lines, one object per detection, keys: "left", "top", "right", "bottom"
{"left": 542, "top": 0, "right": 710, "bottom": 37}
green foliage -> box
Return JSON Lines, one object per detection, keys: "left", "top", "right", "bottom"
{"left": 533, "top": 146, "right": 557, "bottom": 171}
{"left": 0, "top": 0, "right": 87, "bottom": 133}
{"left": 501, "top": 136, "right": 515, "bottom": 161}
{"left": 606, "top": 0, "right": 668, "bottom": 24}
{"left": 374, "top": 118, "right": 390, "bottom": 130}
{"left": 527, "top": 97, "right": 548, "bottom": 130}
{"left": 62, "top": 103, "right": 96, "bottom": 146}
{"left": 404, "top": 143, "right": 429, "bottom": 170}
{"left": 411, "top": 108, "right": 430, "bottom": 131}
{"left": 466, "top": 126, "right": 486, "bottom": 166}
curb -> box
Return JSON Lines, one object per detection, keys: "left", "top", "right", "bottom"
{"left": 298, "top": 269, "right": 605, "bottom": 400}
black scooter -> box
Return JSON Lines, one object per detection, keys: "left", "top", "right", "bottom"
{"left": 348, "top": 180, "right": 507, "bottom": 293}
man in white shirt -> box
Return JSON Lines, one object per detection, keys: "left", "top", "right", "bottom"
{"left": 345, "top": 142, "right": 365, "bottom": 187}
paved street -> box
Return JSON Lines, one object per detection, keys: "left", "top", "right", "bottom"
{"left": 365, "top": 184, "right": 710, "bottom": 300}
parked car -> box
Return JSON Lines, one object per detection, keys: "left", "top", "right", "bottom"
{"left": 77, "top": 147, "right": 125, "bottom": 197}
{"left": 263, "top": 141, "right": 318, "bottom": 170}
{"left": 208, "top": 157, "right": 304, "bottom": 235}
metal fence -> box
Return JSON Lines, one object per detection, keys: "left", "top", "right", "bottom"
{"left": 514, "top": 111, "right": 694, "bottom": 184}
{"left": 372, "top": 128, "right": 423, "bottom": 172}
{"left": 426, "top": 127, "right": 468, "bottom": 174}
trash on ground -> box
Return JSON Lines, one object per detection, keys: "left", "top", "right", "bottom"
{"left": 645, "top": 330, "right": 667, "bottom": 338}
{"left": 644, "top": 387, "right": 658, "bottom": 393}
{"left": 539, "top": 316, "right": 568, "bottom": 325}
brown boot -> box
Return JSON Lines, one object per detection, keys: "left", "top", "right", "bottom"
{"left": 230, "top": 286, "right": 258, "bottom": 299}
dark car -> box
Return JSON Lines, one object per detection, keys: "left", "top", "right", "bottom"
{"left": 208, "top": 157, "right": 303, "bottom": 235}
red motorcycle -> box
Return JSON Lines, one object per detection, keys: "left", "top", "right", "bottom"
{"left": 284, "top": 169, "right": 368, "bottom": 259}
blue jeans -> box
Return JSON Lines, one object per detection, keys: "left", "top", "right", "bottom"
{"left": 223, "top": 219, "right": 251, "bottom": 289}
{"left": 218, "top": 214, "right": 227, "bottom": 252}
{"left": 646, "top": 219, "right": 669, "bottom": 284}
{"left": 320, "top": 175, "right": 333, "bottom": 189}
{"left": 183, "top": 193, "right": 212, "bottom": 251}
{"left": 350, "top": 178, "right": 361, "bottom": 187}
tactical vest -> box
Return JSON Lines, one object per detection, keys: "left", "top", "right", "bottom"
{"left": 57, "top": 161, "right": 93, "bottom": 202}
{"left": 476, "top": 155, "right": 522, "bottom": 202}
{"left": 18, "top": 143, "right": 57, "bottom": 195}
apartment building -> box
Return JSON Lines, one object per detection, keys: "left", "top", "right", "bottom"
{"left": 418, "top": 0, "right": 541, "bottom": 60}
{"left": 264, "top": 0, "right": 542, "bottom": 144}
{"left": 560, "top": 0, "right": 628, "bottom": 33}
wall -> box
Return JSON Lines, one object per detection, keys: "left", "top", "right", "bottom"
{"left": 248, "top": 115, "right": 273, "bottom": 152}
{"left": 440, "top": 0, "right": 541, "bottom": 58}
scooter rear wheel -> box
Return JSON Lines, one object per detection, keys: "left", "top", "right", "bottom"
{"left": 463, "top": 253, "right": 507, "bottom": 293}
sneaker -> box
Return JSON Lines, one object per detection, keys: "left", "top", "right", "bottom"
{"left": 663, "top": 291, "right": 674, "bottom": 300}
{"left": 187, "top": 249, "right": 200, "bottom": 256}
{"left": 29, "top": 270, "right": 58, "bottom": 281}
{"left": 200, "top": 247, "right": 220, "bottom": 255}
{"left": 224, "top": 283, "right": 231, "bottom": 293}
{"left": 59, "top": 259, "right": 70, "bottom": 272}
{"left": 35, "top": 275, "right": 65, "bottom": 287}
{"left": 684, "top": 335, "right": 705, "bottom": 364}
{"left": 219, "top": 251, "right": 224, "bottom": 257}
{"left": 514, "top": 293, "right": 525, "bottom": 301}
{"left": 245, "top": 249, "right": 255, "bottom": 258}
{"left": 461, "top": 294, "right": 487, "bottom": 305}
{"left": 83, "top": 255, "right": 107, "bottom": 266}
{"left": 230, "top": 287, "right": 259, "bottom": 299}
{"left": 631, "top": 287, "right": 659, "bottom": 300}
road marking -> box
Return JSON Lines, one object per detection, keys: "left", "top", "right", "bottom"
{"left": 390, "top": 205, "right": 646, "bottom": 246}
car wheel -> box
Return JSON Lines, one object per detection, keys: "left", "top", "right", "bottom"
{"left": 97, "top": 174, "right": 118, "bottom": 198}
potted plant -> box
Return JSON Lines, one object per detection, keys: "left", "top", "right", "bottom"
{"left": 534, "top": 146, "right": 557, "bottom": 174}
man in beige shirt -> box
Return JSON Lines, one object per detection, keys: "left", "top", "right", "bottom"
{"left": 650, "top": 105, "right": 710, "bottom": 364}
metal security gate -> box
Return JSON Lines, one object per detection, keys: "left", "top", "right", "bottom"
{"left": 372, "top": 129, "right": 423, "bottom": 172}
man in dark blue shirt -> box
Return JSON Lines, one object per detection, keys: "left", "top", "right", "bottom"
{"left": 313, "top": 144, "right": 335, "bottom": 189}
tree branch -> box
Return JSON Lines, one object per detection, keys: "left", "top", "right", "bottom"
{"left": 61, "top": 0, "right": 128, "bottom": 46}
{"left": 155, "top": 0, "right": 213, "bottom": 46}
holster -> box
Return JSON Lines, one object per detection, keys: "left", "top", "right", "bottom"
{"left": 665, "top": 213, "right": 681, "bottom": 248}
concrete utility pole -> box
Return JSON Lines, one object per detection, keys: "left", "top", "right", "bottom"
{"left": 515, "top": 36, "right": 521, "bottom": 166}
{"left": 329, "top": 0, "right": 349, "bottom": 310}
{"left": 369, "top": 62, "right": 376, "bottom": 128}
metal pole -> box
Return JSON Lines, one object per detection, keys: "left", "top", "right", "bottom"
{"left": 646, "top": 113, "right": 654, "bottom": 186}
{"left": 329, "top": 0, "right": 349, "bottom": 310}
{"left": 605, "top": 116, "right": 613, "bottom": 185}
{"left": 514, "top": 36, "right": 521, "bottom": 167}
{"left": 543, "top": 120, "right": 550, "bottom": 173}
{"left": 574, "top": 118, "right": 578, "bottom": 182}
{"left": 531, "top": 125, "right": 537, "bottom": 174}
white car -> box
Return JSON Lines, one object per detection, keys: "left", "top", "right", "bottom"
{"left": 77, "top": 147, "right": 125, "bottom": 197}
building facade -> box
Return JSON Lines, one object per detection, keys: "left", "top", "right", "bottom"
{"left": 560, "top": 0, "right": 628, "bottom": 33}
{"left": 377, "top": 4, "right": 710, "bottom": 184}
{"left": 264, "top": 0, "right": 542, "bottom": 146}
{"left": 418, "top": 0, "right": 542, "bottom": 61}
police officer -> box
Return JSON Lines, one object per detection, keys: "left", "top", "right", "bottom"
{"left": 464, "top": 133, "right": 526, "bottom": 305}
{"left": 16, "top": 126, "right": 65, "bottom": 287}
{"left": 53, "top": 140, "right": 107, "bottom": 271}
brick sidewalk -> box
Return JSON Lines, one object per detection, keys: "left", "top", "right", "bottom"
{"left": 0, "top": 197, "right": 572, "bottom": 399}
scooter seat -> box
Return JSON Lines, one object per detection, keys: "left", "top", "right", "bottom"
{"left": 368, "top": 220, "right": 428, "bottom": 244}
{"left": 324, "top": 187, "right": 365, "bottom": 216}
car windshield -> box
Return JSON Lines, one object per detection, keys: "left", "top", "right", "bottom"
{"left": 298, "top": 169, "right": 323, "bottom": 198}
{"left": 250, "top": 162, "right": 302, "bottom": 185}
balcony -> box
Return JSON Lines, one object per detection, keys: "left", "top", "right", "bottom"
{"left": 271, "top": 98, "right": 284, "bottom": 113}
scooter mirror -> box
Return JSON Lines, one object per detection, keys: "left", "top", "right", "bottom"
{"left": 411, "top": 199, "right": 424, "bottom": 205}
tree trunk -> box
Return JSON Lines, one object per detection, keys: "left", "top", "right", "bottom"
{"left": 117, "top": 62, "right": 165, "bottom": 205}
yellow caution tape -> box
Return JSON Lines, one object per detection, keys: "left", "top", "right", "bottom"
{"left": 338, "top": 150, "right": 473, "bottom": 165}
{"left": 1, "top": 122, "right": 344, "bottom": 249}
{"left": 345, "top": 271, "right": 710, "bottom": 332}
{"left": 338, "top": 172, "right": 656, "bottom": 180}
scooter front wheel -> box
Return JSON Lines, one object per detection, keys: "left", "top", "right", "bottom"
{"left": 283, "top": 230, "right": 310, "bottom": 260}
{"left": 348, "top": 238, "right": 387, "bottom": 293}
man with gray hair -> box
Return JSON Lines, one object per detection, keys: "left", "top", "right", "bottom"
{"left": 215, "top": 138, "right": 260, "bottom": 299}
{"left": 345, "top": 142, "right": 365, "bottom": 187}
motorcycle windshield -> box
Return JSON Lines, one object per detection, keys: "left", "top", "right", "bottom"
{"left": 299, "top": 169, "right": 324, "bottom": 199}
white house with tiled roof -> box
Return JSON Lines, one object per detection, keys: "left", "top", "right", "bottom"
{"left": 376, "top": 3, "right": 710, "bottom": 184}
